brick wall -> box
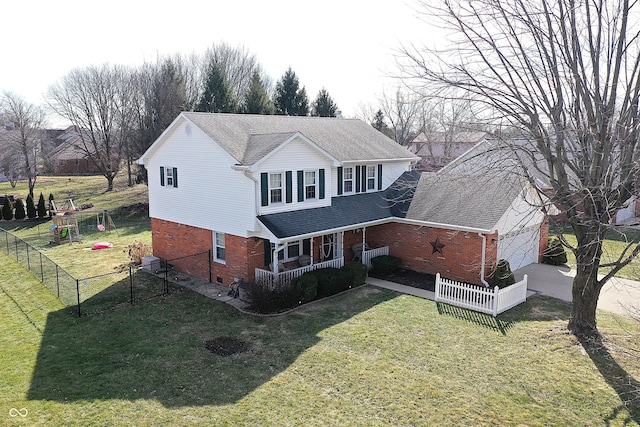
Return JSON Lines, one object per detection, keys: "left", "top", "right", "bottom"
{"left": 151, "top": 218, "right": 262, "bottom": 286}
{"left": 538, "top": 218, "right": 550, "bottom": 262}
{"left": 365, "top": 222, "right": 499, "bottom": 285}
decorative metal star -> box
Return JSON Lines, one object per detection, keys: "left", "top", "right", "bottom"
{"left": 430, "top": 237, "right": 446, "bottom": 254}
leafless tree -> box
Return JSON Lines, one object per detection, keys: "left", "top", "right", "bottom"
{"left": 379, "top": 88, "right": 424, "bottom": 146}
{"left": 400, "top": 0, "right": 640, "bottom": 338}
{"left": 201, "top": 42, "right": 271, "bottom": 106}
{"left": 47, "top": 64, "right": 131, "bottom": 192}
{"left": 0, "top": 92, "right": 46, "bottom": 197}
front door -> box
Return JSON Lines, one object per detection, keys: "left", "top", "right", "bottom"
{"left": 321, "top": 233, "right": 343, "bottom": 261}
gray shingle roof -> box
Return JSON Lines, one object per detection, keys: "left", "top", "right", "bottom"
{"left": 182, "top": 112, "right": 419, "bottom": 165}
{"left": 257, "top": 171, "right": 421, "bottom": 239}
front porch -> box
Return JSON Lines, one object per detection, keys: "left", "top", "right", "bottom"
{"left": 255, "top": 245, "right": 389, "bottom": 289}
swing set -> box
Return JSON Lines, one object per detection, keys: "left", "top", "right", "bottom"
{"left": 50, "top": 199, "right": 119, "bottom": 245}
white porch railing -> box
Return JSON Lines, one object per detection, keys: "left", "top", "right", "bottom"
{"left": 363, "top": 246, "right": 389, "bottom": 269}
{"left": 434, "top": 273, "right": 528, "bottom": 317}
{"left": 255, "top": 257, "right": 345, "bottom": 290}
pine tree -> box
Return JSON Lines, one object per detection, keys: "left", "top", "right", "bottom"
{"left": 14, "top": 198, "right": 26, "bottom": 220}
{"left": 26, "top": 194, "right": 37, "bottom": 219}
{"left": 242, "top": 72, "right": 275, "bottom": 114}
{"left": 37, "top": 193, "right": 47, "bottom": 218}
{"left": 274, "top": 67, "right": 309, "bottom": 116}
{"left": 196, "top": 62, "right": 237, "bottom": 113}
{"left": 371, "top": 109, "right": 394, "bottom": 138}
{"left": 311, "top": 88, "right": 339, "bottom": 117}
{"left": 2, "top": 195, "right": 13, "bottom": 221}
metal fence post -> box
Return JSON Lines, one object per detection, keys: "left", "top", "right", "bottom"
{"left": 76, "top": 279, "right": 81, "bottom": 317}
{"left": 130, "top": 265, "right": 134, "bottom": 305}
{"left": 208, "top": 249, "right": 212, "bottom": 283}
{"left": 14, "top": 237, "right": 18, "bottom": 261}
{"left": 26, "top": 243, "right": 30, "bottom": 270}
{"left": 39, "top": 252, "right": 44, "bottom": 283}
{"left": 4, "top": 230, "right": 8, "bottom": 254}
{"left": 56, "top": 264, "right": 60, "bottom": 298}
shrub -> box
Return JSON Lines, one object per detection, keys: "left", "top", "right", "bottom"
{"left": 312, "top": 267, "right": 351, "bottom": 297}
{"left": 2, "top": 195, "right": 13, "bottom": 220}
{"left": 37, "top": 193, "right": 47, "bottom": 218}
{"left": 371, "top": 255, "right": 402, "bottom": 277}
{"left": 543, "top": 238, "right": 568, "bottom": 266}
{"left": 491, "top": 259, "right": 516, "bottom": 288}
{"left": 248, "top": 282, "right": 302, "bottom": 313}
{"left": 341, "top": 262, "right": 368, "bottom": 287}
{"left": 26, "top": 194, "right": 37, "bottom": 219}
{"left": 125, "top": 240, "right": 152, "bottom": 265}
{"left": 293, "top": 272, "right": 318, "bottom": 304}
{"left": 13, "top": 198, "right": 26, "bottom": 220}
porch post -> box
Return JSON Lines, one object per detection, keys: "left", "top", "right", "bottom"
{"left": 310, "top": 237, "right": 314, "bottom": 265}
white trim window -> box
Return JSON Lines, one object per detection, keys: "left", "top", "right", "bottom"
{"left": 276, "top": 240, "right": 301, "bottom": 261}
{"left": 304, "top": 171, "right": 317, "bottom": 200}
{"left": 166, "top": 167, "right": 175, "bottom": 186}
{"left": 343, "top": 167, "right": 354, "bottom": 193}
{"left": 366, "top": 165, "right": 377, "bottom": 191}
{"left": 214, "top": 232, "right": 226, "bottom": 263}
{"left": 269, "top": 173, "right": 283, "bottom": 204}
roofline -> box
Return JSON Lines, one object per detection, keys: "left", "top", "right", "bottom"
{"left": 266, "top": 216, "right": 495, "bottom": 244}
{"left": 137, "top": 113, "right": 189, "bottom": 165}
{"left": 341, "top": 157, "right": 420, "bottom": 164}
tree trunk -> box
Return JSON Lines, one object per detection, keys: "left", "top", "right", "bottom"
{"left": 568, "top": 225, "right": 605, "bottom": 338}
{"left": 106, "top": 175, "right": 114, "bottom": 192}
{"left": 568, "top": 266, "right": 602, "bottom": 338}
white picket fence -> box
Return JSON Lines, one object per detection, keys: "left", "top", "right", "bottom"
{"left": 363, "top": 246, "right": 389, "bottom": 269}
{"left": 255, "top": 257, "right": 345, "bottom": 290}
{"left": 434, "top": 273, "right": 528, "bottom": 317}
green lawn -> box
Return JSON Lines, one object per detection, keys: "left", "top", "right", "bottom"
{"left": 1, "top": 251, "right": 639, "bottom": 426}
{"left": 553, "top": 226, "right": 640, "bottom": 280}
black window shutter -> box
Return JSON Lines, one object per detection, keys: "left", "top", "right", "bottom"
{"left": 361, "top": 165, "right": 367, "bottom": 192}
{"left": 319, "top": 169, "right": 325, "bottom": 199}
{"left": 377, "top": 164, "right": 382, "bottom": 190}
{"left": 172, "top": 167, "right": 178, "bottom": 188}
{"left": 285, "top": 171, "right": 293, "bottom": 203}
{"left": 297, "top": 170, "right": 304, "bottom": 202}
{"left": 160, "top": 166, "right": 165, "bottom": 186}
{"left": 337, "top": 167, "right": 343, "bottom": 195}
{"left": 260, "top": 173, "right": 269, "bottom": 206}
{"left": 263, "top": 239, "right": 272, "bottom": 266}
{"left": 302, "top": 238, "right": 311, "bottom": 255}
{"left": 355, "top": 165, "right": 361, "bottom": 193}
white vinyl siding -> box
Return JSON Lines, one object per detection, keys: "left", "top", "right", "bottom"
{"left": 146, "top": 120, "right": 256, "bottom": 237}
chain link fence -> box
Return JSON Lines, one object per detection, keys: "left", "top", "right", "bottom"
{"left": 0, "top": 227, "right": 168, "bottom": 317}
{"left": 160, "top": 250, "right": 212, "bottom": 291}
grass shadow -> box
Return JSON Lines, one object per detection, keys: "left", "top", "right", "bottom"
{"left": 580, "top": 335, "right": 640, "bottom": 425}
{"left": 436, "top": 294, "right": 572, "bottom": 335}
{"left": 27, "top": 284, "right": 395, "bottom": 407}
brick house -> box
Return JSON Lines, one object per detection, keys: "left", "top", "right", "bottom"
{"left": 45, "top": 126, "right": 104, "bottom": 175}
{"left": 138, "top": 112, "right": 550, "bottom": 288}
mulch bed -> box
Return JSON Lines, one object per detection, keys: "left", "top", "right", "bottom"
{"left": 370, "top": 269, "right": 436, "bottom": 292}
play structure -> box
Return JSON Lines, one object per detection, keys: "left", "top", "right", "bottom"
{"left": 49, "top": 198, "right": 119, "bottom": 245}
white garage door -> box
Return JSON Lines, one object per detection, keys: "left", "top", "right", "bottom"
{"left": 497, "top": 225, "right": 540, "bottom": 271}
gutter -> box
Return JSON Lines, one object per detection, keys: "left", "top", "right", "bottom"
{"left": 479, "top": 232, "right": 492, "bottom": 287}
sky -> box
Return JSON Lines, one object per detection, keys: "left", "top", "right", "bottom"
{"left": 1, "top": 0, "right": 436, "bottom": 126}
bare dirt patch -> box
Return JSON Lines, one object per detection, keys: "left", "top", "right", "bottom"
{"left": 205, "top": 336, "right": 251, "bottom": 357}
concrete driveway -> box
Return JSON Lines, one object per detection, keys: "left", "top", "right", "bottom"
{"left": 513, "top": 263, "right": 640, "bottom": 318}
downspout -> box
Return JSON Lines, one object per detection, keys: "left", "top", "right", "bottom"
{"left": 479, "top": 233, "right": 490, "bottom": 287}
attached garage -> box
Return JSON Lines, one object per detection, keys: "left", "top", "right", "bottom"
{"left": 497, "top": 225, "right": 541, "bottom": 271}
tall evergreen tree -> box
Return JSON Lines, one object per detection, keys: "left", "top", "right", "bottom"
{"left": 273, "top": 67, "right": 309, "bottom": 116}
{"left": 14, "top": 198, "right": 25, "bottom": 220}
{"left": 37, "top": 193, "right": 47, "bottom": 218}
{"left": 196, "top": 62, "right": 237, "bottom": 113}
{"left": 371, "top": 109, "right": 394, "bottom": 138}
{"left": 311, "top": 88, "right": 339, "bottom": 117}
{"left": 2, "top": 195, "right": 13, "bottom": 221}
{"left": 242, "top": 71, "right": 274, "bottom": 114}
{"left": 25, "top": 194, "right": 36, "bottom": 219}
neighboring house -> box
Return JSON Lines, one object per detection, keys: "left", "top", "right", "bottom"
{"left": 45, "top": 126, "right": 103, "bottom": 175}
{"left": 410, "top": 131, "right": 492, "bottom": 172}
{"left": 138, "top": 113, "right": 550, "bottom": 288}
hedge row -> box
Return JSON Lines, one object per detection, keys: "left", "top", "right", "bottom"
{"left": 249, "top": 262, "right": 368, "bottom": 314}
